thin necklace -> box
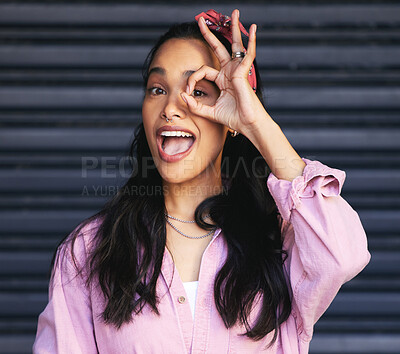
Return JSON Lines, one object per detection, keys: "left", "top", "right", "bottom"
{"left": 165, "top": 213, "right": 211, "bottom": 223}
{"left": 164, "top": 212, "right": 216, "bottom": 239}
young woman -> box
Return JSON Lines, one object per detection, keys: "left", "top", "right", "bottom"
{"left": 33, "top": 9, "right": 371, "bottom": 353}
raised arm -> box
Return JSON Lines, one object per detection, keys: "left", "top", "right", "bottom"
{"left": 267, "top": 158, "right": 371, "bottom": 341}
{"left": 179, "top": 11, "right": 371, "bottom": 342}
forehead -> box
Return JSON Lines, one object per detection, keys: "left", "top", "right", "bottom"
{"left": 149, "top": 38, "right": 220, "bottom": 72}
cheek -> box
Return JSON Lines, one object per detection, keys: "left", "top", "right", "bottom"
{"left": 198, "top": 124, "right": 227, "bottom": 153}
{"left": 141, "top": 104, "right": 156, "bottom": 150}
{"left": 142, "top": 103, "right": 155, "bottom": 132}
{"left": 142, "top": 101, "right": 151, "bottom": 123}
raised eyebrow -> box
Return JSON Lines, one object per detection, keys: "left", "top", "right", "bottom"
{"left": 147, "top": 67, "right": 196, "bottom": 78}
{"left": 147, "top": 67, "right": 216, "bottom": 88}
{"left": 148, "top": 67, "right": 165, "bottom": 77}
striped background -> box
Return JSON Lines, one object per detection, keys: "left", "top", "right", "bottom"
{"left": 0, "top": 2, "right": 399, "bottom": 353}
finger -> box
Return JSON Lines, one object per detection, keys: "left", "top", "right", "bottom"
{"left": 231, "top": 9, "right": 245, "bottom": 55}
{"left": 241, "top": 24, "right": 257, "bottom": 71}
{"left": 198, "top": 16, "right": 231, "bottom": 66}
{"left": 186, "top": 65, "right": 220, "bottom": 95}
{"left": 181, "top": 92, "right": 215, "bottom": 121}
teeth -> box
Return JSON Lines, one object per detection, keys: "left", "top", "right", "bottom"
{"left": 160, "top": 131, "right": 193, "bottom": 137}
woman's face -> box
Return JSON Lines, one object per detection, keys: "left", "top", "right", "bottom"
{"left": 142, "top": 38, "right": 229, "bottom": 184}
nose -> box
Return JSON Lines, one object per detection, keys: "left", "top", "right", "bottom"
{"left": 161, "top": 90, "right": 187, "bottom": 122}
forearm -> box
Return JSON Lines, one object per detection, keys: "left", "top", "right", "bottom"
{"left": 243, "top": 113, "right": 306, "bottom": 182}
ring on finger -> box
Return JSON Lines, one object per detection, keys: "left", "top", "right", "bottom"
{"left": 231, "top": 51, "right": 246, "bottom": 59}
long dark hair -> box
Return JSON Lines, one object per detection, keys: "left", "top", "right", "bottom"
{"left": 51, "top": 20, "right": 292, "bottom": 348}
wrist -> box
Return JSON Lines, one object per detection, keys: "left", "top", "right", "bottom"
{"left": 242, "top": 113, "right": 280, "bottom": 144}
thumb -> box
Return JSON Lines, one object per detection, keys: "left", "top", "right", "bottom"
{"left": 181, "top": 92, "right": 215, "bottom": 121}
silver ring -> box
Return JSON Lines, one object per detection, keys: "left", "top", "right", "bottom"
{"left": 232, "top": 51, "right": 245, "bottom": 59}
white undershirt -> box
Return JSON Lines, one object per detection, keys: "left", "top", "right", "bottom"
{"left": 182, "top": 280, "right": 199, "bottom": 320}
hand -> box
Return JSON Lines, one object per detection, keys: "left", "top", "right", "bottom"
{"left": 181, "top": 9, "right": 267, "bottom": 135}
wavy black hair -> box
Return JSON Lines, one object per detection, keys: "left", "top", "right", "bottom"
{"left": 50, "top": 20, "right": 292, "bottom": 349}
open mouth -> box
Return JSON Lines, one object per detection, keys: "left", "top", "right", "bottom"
{"left": 156, "top": 127, "right": 197, "bottom": 162}
{"left": 161, "top": 135, "right": 195, "bottom": 155}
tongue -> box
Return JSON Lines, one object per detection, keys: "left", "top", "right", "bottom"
{"left": 163, "top": 137, "right": 194, "bottom": 155}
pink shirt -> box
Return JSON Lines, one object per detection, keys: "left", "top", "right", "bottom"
{"left": 33, "top": 158, "right": 371, "bottom": 353}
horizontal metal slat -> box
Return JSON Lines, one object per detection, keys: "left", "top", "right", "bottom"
{"left": 315, "top": 317, "right": 400, "bottom": 333}
{"left": 341, "top": 276, "right": 400, "bottom": 292}
{"left": 0, "top": 252, "right": 54, "bottom": 276}
{"left": 0, "top": 335, "right": 36, "bottom": 354}
{"left": 0, "top": 86, "right": 143, "bottom": 108}
{"left": 301, "top": 153, "right": 400, "bottom": 169}
{"left": 0, "top": 279, "right": 52, "bottom": 292}
{"left": 309, "top": 334, "right": 400, "bottom": 353}
{"left": 2, "top": 69, "right": 400, "bottom": 87}
{"left": 0, "top": 111, "right": 141, "bottom": 125}
{"left": 0, "top": 4, "right": 399, "bottom": 26}
{"left": 0, "top": 128, "right": 133, "bottom": 151}
{"left": 341, "top": 170, "right": 400, "bottom": 192}
{"left": 2, "top": 29, "right": 400, "bottom": 44}
{"left": 2, "top": 194, "right": 398, "bottom": 211}
{"left": 285, "top": 128, "right": 400, "bottom": 150}
{"left": 0, "top": 209, "right": 398, "bottom": 234}
{"left": 0, "top": 169, "right": 128, "bottom": 193}
{"left": 1, "top": 168, "right": 399, "bottom": 193}
{"left": 0, "top": 292, "right": 46, "bottom": 316}
{"left": 0, "top": 196, "right": 107, "bottom": 209}
{"left": 0, "top": 209, "right": 96, "bottom": 234}
{"left": 358, "top": 210, "right": 400, "bottom": 234}
{"left": 0, "top": 86, "right": 398, "bottom": 110}
{"left": 1, "top": 111, "right": 400, "bottom": 127}
{"left": 2, "top": 152, "right": 400, "bottom": 170}
{"left": 345, "top": 196, "right": 400, "bottom": 209}
{"left": 0, "top": 236, "right": 61, "bottom": 251}
{"left": 0, "top": 45, "right": 148, "bottom": 67}
{"left": 1, "top": 45, "right": 399, "bottom": 68}
{"left": 324, "top": 292, "right": 400, "bottom": 316}
{"left": 1, "top": 127, "right": 400, "bottom": 151}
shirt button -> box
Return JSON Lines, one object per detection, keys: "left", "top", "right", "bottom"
{"left": 178, "top": 295, "right": 186, "bottom": 303}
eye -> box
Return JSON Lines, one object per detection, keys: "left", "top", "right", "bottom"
{"left": 148, "top": 87, "right": 166, "bottom": 96}
{"left": 192, "top": 89, "right": 206, "bottom": 98}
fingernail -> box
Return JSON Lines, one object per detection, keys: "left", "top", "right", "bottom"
{"left": 186, "top": 85, "right": 190, "bottom": 94}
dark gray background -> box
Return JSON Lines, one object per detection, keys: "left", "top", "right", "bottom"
{"left": 0, "top": 1, "right": 399, "bottom": 353}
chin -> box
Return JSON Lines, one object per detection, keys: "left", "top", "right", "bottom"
{"left": 158, "top": 167, "right": 198, "bottom": 185}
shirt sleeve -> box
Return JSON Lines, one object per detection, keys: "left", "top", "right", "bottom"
{"left": 32, "top": 223, "right": 99, "bottom": 354}
{"left": 266, "top": 157, "right": 371, "bottom": 342}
